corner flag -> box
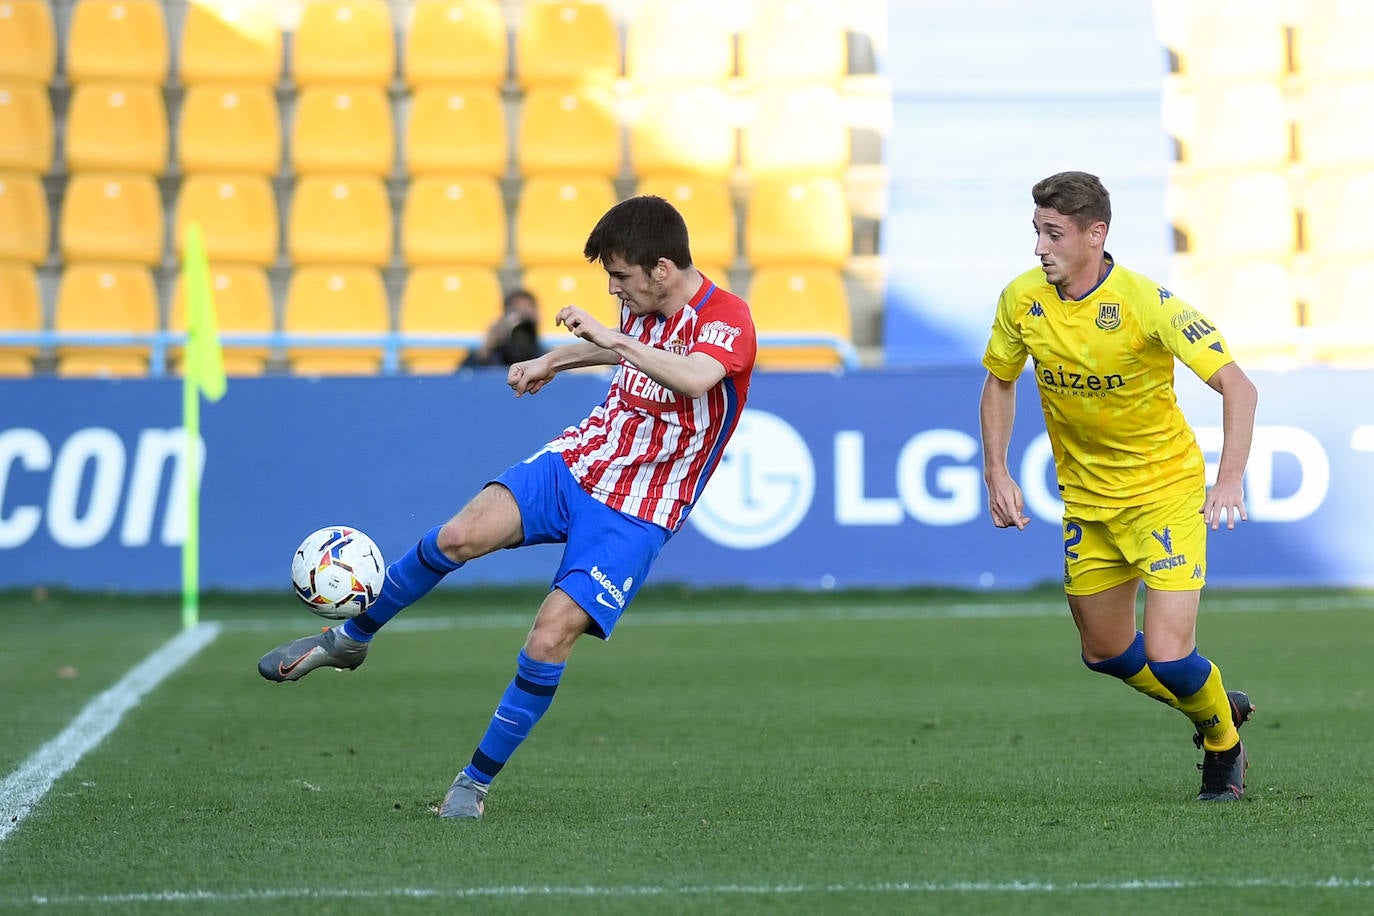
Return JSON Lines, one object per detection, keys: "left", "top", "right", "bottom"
{"left": 182, "top": 223, "right": 226, "bottom": 630}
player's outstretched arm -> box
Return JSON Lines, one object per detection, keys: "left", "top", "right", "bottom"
{"left": 557, "top": 305, "right": 726, "bottom": 398}
{"left": 980, "top": 372, "right": 1030, "bottom": 530}
{"left": 1202, "top": 362, "right": 1258, "bottom": 530}
{"left": 507, "top": 341, "right": 616, "bottom": 397}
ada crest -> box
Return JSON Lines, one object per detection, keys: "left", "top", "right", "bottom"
{"left": 1095, "top": 302, "right": 1121, "bottom": 331}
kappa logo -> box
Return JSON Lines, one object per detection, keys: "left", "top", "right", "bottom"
{"left": 1028, "top": 302, "right": 1045, "bottom": 317}
{"left": 1192, "top": 563, "right": 1204, "bottom": 579}
{"left": 1158, "top": 287, "right": 1173, "bottom": 303}
{"left": 698, "top": 320, "right": 741, "bottom": 352}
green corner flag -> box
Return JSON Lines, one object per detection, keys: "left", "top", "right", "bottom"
{"left": 182, "top": 222, "right": 226, "bottom": 630}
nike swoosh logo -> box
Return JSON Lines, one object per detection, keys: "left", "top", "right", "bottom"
{"left": 494, "top": 713, "right": 518, "bottom": 725}
{"left": 595, "top": 593, "right": 620, "bottom": 611}
{"left": 278, "top": 650, "right": 314, "bottom": 678}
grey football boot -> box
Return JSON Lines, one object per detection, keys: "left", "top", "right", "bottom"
{"left": 1197, "top": 739, "right": 1247, "bottom": 802}
{"left": 258, "top": 626, "right": 368, "bottom": 682}
{"left": 438, "top": 773, "right": 489, "bottom": 819}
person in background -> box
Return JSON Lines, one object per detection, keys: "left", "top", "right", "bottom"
{"left": 978, "top": 170, "right": 1259, "bottom": 802}
{"left": 463, "top": 288, "right": 544, "bottom": 368}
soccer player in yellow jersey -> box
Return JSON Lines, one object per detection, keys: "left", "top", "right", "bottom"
{"left": 979, "top": 171, "right": 1260, "bottom": 802}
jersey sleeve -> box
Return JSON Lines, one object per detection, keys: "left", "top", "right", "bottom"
{"left": 1142, "top": 287, "right": 1234, "bottom": 381}
{"left": 692, "top": 294, "right": 757, "bottom": 375}
{"left": 981, "top": 284, "right": 1028, "bottom": 381}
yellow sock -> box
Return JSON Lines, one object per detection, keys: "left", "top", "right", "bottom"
{"left": 1123, "top": 666, "right": 1180, "bottom": 709}
{"left": 1173, "top": 664, "right": 1239, "bottom": 752}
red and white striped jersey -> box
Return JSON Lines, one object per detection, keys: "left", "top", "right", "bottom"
{"left": 547, "top": 276, "right": 756, "bottom": 531}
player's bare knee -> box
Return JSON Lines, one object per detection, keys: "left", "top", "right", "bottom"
{"left": 435, "top": 519, "right": 475, "bottom": 563}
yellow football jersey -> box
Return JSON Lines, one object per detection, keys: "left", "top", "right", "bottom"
{"left": 982, "top": 256, "right": 1234, "bottom": 507}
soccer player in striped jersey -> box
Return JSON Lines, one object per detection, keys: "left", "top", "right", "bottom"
{"left": 258, "top": 196, "right": 756, "bottom": 818}
{"left": 979, "top": 171, "right": 1260, "bottom": 802}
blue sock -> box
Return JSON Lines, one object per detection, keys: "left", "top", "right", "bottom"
{"left": 1148, "top": 648, "right": 1212, "bottom": 698}
{"left": 342, "top": 526, "right": 462, "bottom": 641}
{"left": 1084, "top": 630, "right": 1148, "bottom": 678}
{"left": 463, "top": 650, "right": 566, "bottom": 785}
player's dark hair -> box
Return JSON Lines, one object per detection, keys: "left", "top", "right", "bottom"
{"left": 583, "top": 195, "right": 693, "bottom": 272}
{"left": 1032, "top": 171, "right": 1112, "bottom": 230}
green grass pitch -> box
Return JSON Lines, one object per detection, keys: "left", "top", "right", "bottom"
{"left": 2, "top": 585, "right": 1373, "bottom": 915}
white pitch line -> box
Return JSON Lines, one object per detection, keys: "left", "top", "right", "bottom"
{"left": 12, "top": 875, "right": 1374, "bottom": 907}
{"left": 220, "top": 592, "right": 1374, "bottom": 635}
{"left": 0, "top": 623, "right": 222, "bottom": 845}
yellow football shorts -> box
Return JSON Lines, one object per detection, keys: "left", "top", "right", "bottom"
{"left": 1061, "top": 487, "right": 1208, "bottom": 596}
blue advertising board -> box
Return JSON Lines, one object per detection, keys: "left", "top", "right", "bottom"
{"left": 1, "top": 367, "right": 1370, "bottom": 592}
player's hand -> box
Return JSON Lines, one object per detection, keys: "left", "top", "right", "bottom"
{"left": 508, "top": 356, "right": 554, "bottom": 397}
{"left": 1201, "top": 479, "right": 1248, "bottom": 530}
{"left": 556, "top": 306, "right": 613, "bottom": 347}
{"left": 986, "top": 474, "right": 1030, "bottom": 530}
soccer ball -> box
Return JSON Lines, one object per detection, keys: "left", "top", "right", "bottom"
{"left": 291, "top": 526, "right": 385, "bottom": 619}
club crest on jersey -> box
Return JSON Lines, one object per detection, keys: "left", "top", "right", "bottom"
{"left": 666, "top": 336, "right": 689, "bottom": 355}
{"left": 1096, "top": 302, "right": 1121, "bottom": 331}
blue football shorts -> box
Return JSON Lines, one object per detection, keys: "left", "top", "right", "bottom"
{"left": 492, "top": 448, "right": 671, "bottom": 639}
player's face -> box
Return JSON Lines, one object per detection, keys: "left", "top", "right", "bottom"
{"left": 602, "top": 254, "right": 670, "bottom": 316}
{"left": 1033, "top": 207, "right": 1102, "bottom": 291}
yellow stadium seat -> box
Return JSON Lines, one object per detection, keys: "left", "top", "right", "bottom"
{"left": 749, "top": 266, "right": 851, "bottom": 369}
{"left": 1167, "top": 256, "right": 1298, "bottom": 362}
{"left": 1168, "top": 171, "right": 1296, "bottom": 260}
{"left": 174, "top": 174, "right": 278, "bottom": 266}
{"left": 745, "top": 177, "right": 851, "bottom": 269}
{"left": 399, "top": 265, "right": 503, "bottom": 372}
{"left": 741, "top": 85, "right": 849, "bottom": 178}
{"left": 1297, "top": 83, "right": 1374, "bottom": 171}
{"left": 514, "top": 174, "right": 617, "bottom": 266}
{"left": 170, "top": 263, "right": 274, "bottom": 375}
{"left": 739, "top": 0, "right": 847, "bottom": 86}
{"left": 624, "top": 0, "right": 733, "bottom": 87}
{"left": 67, "top": 0, "right": 168, "bottom": 84}
{"left": 0, "top": 1, "right": 56, "bottom": 83}
{"left": 626, "top": 85, "right": 736, "bottom": 179}
{"left": 521, "top": 263, "right": 619, "bottom": 343}
{"left": 288, "top": 175, "right": 393, "bottom": 266}
{"left": 0, "top": 171, "right": 48, "bottom": 263}
{"left": 404, "top": 85, "right": 507, "bottom": 177}
{"left": 0, "top": 261, "right": 40, "bottom": 375}
{"left": 1167, "top": 83, "right": 1291, "bottom": 170}
{"left": 514, "top": 1, "right": 618, "bottom": 88}
{"left": 283, "top": 265, "right": 389, "bottom": 374}
{"left": 635, "top": 174, "right": 737, "bottom": 270}
{"left": 401, "top": 174, "right": 505, "bottom": 267}
{"left": 54, "top": 262, "right": 158, "bottom": 377}
{"left": 59, "top": 172, "right": 164, "bottom": 265}
{"left": 517, "top": 85, "right": 621, "bottom": 177}
{"left": 292, "top": 0, "right": 394, "bottom": 86}
{"left": 0, "top": 81, "right": 53, "bottom": 172}
{"left": 1171, "top": 0, "right": 1287, "bottom": 84}
{"left": 179, "top": 0, "right": 282, "bottom": 85}
{"left": 404, "top": 0, "right": 507, "bottom": 88}
{"left": 1302, "top": 171, "right": 1374, "bottom": 258}
{"left": 178, "top": 84, "right": 281, "bottom": 175}
{"left": 291, "top": 85, "right": 394, "bottom": 176}
{"left": 1293, "top": 0, "right": 1374, "bottom": 81}
{"left": 1299, "top": 259, "right": 1374, "bottom": 363}
{"left": 65, "top": 82, "right": 168, "bottom": 173}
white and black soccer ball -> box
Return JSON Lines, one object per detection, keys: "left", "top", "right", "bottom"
{"left": 290, "top": 525, "right": 385, "bottom": 619}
